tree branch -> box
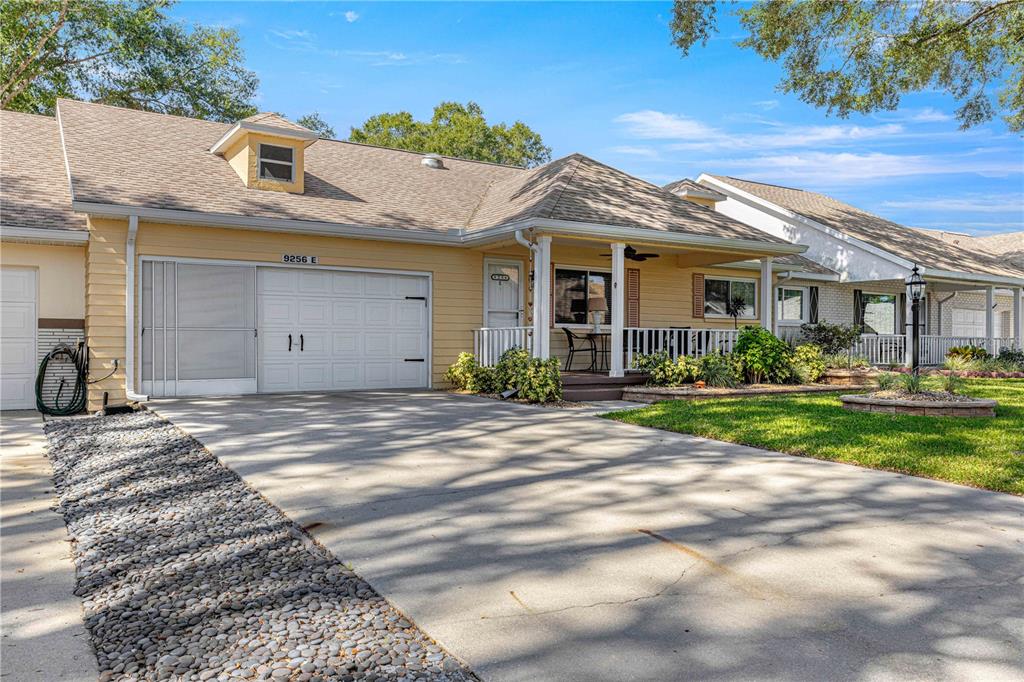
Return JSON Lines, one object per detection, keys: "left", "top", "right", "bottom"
{"left": 1, "top": 0, "right": 69, "bottom": 106}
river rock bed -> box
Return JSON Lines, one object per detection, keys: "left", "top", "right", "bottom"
{"left": 43, "top": 411, "right": 475, "bottom": 682}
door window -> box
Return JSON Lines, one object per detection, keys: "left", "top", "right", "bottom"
{"left": 485, "top": 261, "right": 522, "bottom": 327}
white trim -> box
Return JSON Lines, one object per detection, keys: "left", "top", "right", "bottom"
{"left": 918, "top": 268, "right": 1024, "bottom": 288}
{"left": 610, "top": 242, "right": 625, "bottom": 378}
{"left": 125, "top": 216, "right": 148, "bottom": 402}
{"left": 699, "top": 174, "right": 916, "bottom": 270}
{"left": 55, "top": 101, "right": 76, "bottom": 202}
{"left": 483, "top": 257, "right": 525, "bottom": 328}
{"left": 776, "top": 284, "right": 809, "bottom": 326}
{"left": 703, "top": 274, "right": 759, "bottom": 320}
{"left": 0, "top": 226, "right": 88, "bottom": 244}
{"left": 210, "top": 120, "right": 318, "bottom": 155}
{"left": 777, "top": 270, "right": 840, "bottom": 282}
{"left": 70, "top": 201, "right": 809, "bottom": 256}
{"left": 257, "top": 142, "right": 295, "bottom": 183}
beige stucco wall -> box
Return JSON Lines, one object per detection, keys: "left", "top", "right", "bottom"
{"left": 0, "top": 242, "right": 86, "bottom": 319}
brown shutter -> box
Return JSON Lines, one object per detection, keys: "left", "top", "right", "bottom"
{"left": 693, "top": 273, "right": 705, "bottom": 318}
{"left": 627, "top": 268, "right": 640, "bottom": 327}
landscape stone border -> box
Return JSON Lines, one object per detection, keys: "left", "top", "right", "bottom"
{"left": 622, "top": 384, "right": 841, "bottom": 403}
{"left": 839, "top": 394, "right": 997, "bottom": 417}
{"left": 43, "top": 411, "right": 475, "bottom": 682}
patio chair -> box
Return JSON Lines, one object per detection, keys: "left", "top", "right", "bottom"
{"left": 563, "top": 328, "right": 597, "bottom": 371}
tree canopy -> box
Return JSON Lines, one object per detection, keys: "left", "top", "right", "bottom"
{"left": 296, "top": 112, "right": 335, "bottom": 138}
{"left": 670, "top": 0, "right": 1024, "bottom": 131}
{"left": 348, "top": 101, "right": 552, "bottom": 168}
{"left": 1, "top": 0, "right": 258, "bottom": 122}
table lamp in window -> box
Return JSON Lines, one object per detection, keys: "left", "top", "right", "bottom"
{"left": 588, "top": 294, "right": 608, "bottom": 332}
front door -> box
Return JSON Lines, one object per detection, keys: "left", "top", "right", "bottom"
{"left": 485, "top": 260, "right": 523, "bottom": 328}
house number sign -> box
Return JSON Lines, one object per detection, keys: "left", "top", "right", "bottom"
{"left": 490, "top": 273, "right": 510, "bottom": 281}
{"left": 282, "top": 254, "right": 319, "bottom": 265}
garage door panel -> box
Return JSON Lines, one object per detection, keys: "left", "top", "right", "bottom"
{"left": 261, "top": 297, "right": 298, "bottom": 326}
{"left": 1, "top": 302, "right": 34, "bottom": 336}
{"left": 332, "top": 332, "right": 360, "bottom": 354}
{"left": 395, "top": 362, "right": 427, "bottom": 386}
{"left": 394, "top": 276, "right": 427, "bottom": 298}
{"left": 332, "top": 301, "right": 360, "bottom": 325}
{"left": 297, "top": 363, "right": 330, "bottom": 389}
{"left": 298, "top": 270, "right": 331, "bottom": 295}
{"left": 364, "top": 301, "right": 393, "bottom": 325}
{"left": 298, "top": 299, "right": 330, "bottom": 326}
{"left": 395, "top": 332, "right": 426, "bottom": 357}
{"left": 364, "top": 274, "right": 395, "bottom": 297}
{"left": 1, "top": 338, "right": 34, "bottom": 371}
{"left": 260, "top": 363, "right": 296, "bottom": 392}
{"left": 363, "top": 333, "right": 394, "bottom": 356}
{"left": 332, "top": 272, "right": 363, "bottom": 296}
{"left": 260, "top": 268, "right": 298, "bottom": 294}
{"left": 395, "top": 302, "right": 427, "bottom": 327}
{"left": 298, "top": 331, "right": 329, "bottom": 356}
{"left": 1, "top": 376, "right": 34, "bottom": 408}
{"left": 331, "top": 363, "right": 363, "bottom": 389}
{"left": 363, "top": 362, "right": 395, "bottom": 387}
{"left": 952, "top": 308, "right": 985, "bottom": 337}
{"left": 1, "top": 267, "right": 36, "bottom": 302}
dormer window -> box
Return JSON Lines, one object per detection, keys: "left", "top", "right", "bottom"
{"left": 258, "top": 144, "right": 294, "bottom": 182}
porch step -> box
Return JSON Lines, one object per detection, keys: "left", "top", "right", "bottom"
{"left": 560, "top": 372, "right": 648, "bottom": 401}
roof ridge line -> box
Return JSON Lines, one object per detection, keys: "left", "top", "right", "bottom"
{"left": 540, "top": 155, "right": 583, "bottom": 220}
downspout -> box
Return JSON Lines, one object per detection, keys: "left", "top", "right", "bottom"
{"left": 125, "top": 215, "right": 149, "bottom": 402}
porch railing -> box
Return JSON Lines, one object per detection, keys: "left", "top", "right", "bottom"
{"left": 625, "top": 328, "right": 739, "bottom": 370}
{"left": 474, "top": 326, "right": 533, "bottom": 367}
{"left": 852, "top": 334, "right": 907, "bottom": 367}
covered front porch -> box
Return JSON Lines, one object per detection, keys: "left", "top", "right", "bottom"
{"left": 473, "top": 229, "right": 797, "bottom": 376}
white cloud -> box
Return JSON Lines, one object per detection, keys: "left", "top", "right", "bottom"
{"left": 894, "top": 107, "right": 953, "bottom": 123}
{"left": 608, "top": 145, "right": 660, "bottom": 158}
{"left": 344, "top": 10, "right": 359, "bottom": 23}
{"left": 613, "top": 110, "right": 719, "bottom": 139}
{"left": 709, "top": 151, "right": 1022, "bottom": 186}
{"left": 267, "top": 29, "right": 317, "bottom": 51}
{"left": 753, "top": 100, "right": 779, "bottom": 111}
{"left": 882, "top": 196, "right": 1024, "bottom": 213}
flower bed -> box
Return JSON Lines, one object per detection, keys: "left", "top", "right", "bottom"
{"left": 623, "top": 383, "right": 840, "bottom": 403}
{"left": 840, "top": 391, "right": 997, "bottom": 417}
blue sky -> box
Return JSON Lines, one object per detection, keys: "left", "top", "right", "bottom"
{"left": 174, "top": 1, "right": 1023, "bottom": 236}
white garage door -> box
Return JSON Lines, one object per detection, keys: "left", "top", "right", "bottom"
{"left": 951, "top": 308, "right": 985, "bottom": 337}
{"left": 1, "top": 267, "right": 37, "bottom": 410}
{"left": 257, "top": 267, "right": 430, "bottom": 392}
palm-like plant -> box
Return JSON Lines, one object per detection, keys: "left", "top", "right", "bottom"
{"left": 726, "top": 295, "right": 748, "bottom": 329}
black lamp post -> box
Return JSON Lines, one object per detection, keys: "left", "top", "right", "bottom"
{"left": 908, "top": 265, "right": 925, "bottom": 375}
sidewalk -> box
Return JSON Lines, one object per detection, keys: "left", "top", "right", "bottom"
{"left": 1, "top": 411, "right": 96, "bottom": 681}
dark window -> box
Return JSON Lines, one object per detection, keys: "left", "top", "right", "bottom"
{"left": 554, "top": 268, "right": 614, "bottom": 325}
{"left": 704, "top": 277, "right": 756, "bottom": 318}
{"left": 258, "top": 144, "right": 294, "bottom": 182}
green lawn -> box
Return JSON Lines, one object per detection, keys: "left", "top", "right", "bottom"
{"left": 606, "top": 379, "right": 1024, "bottom": 495}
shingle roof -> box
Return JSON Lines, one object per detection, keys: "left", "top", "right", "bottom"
{"left": 774, "top": 253, "right": 838, "bottom": 276}
{"left": 708, "top": 175, "right": 1022, "bottom": 280}
{"left": 0, "top": 110, "right": 86, "bottom": 231}
{"left": 241, "top": 112, "right": 314, "bottom": 133}
{"left": 47, "top": 99, "right": 787, "bottom": 245}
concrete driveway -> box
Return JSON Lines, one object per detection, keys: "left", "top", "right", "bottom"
{"left": 152, "top": 391, "right": 1024, "bottom": 682}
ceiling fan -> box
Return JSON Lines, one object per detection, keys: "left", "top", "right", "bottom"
{"left": 600, "top": 245, "right": 660, "bottom": 262}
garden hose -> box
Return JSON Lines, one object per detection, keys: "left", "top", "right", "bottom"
{"left": 35, "top": 342, "right": 88, "bottom": 415}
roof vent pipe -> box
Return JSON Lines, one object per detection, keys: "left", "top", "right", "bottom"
{"left": 421, "top": 154, "right": 445, "bottom": 169}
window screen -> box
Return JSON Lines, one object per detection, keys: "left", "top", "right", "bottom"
{"left": 258, "top": 144, "right": 294, "bottom": 181}
{"left": 554, "top": 269, "right": 614, "bottom": 325}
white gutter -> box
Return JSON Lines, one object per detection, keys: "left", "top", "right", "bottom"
{"left": 124, "top": 215, "right": 148, "bottom": 403}
{"left": 777, "top": 270, "right": 841, "bottom": 282}
{"left": 71, "top": 201, "right": 808, "bottom": 256}
{"left": 0, "top": 225, "right": 89, "bottom": 244}
{"left": 921, "top": 268, "right": 1024, "bottom": 288}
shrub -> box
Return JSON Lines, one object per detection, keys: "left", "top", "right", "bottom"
{"left": 697, "top": 352, "right": 740, "bottom": 388}
{"left": 515, "top": 357, "right": 562, "bottom": 402}
{"left": 899, "top": 372, "right": 924, "bottom": 394}
{"left": 444, "top": 352, "right": 481, "bottom": 391}
{"left": 946, "top": 345, "right": 990, "bottom": 362}
{"left": 791, "top": 344, "right": 826, "bottom": 383}
{"left": 799, "top": 322, "right": 862, "bottom": 355}
{"left": 941, "top": 373, "right": 966, "bottom": 395}
{"left": 876, "top": 372, "right": 899, "bottom": 391}
{"left": 943, "top": 355, "right": 972, "bottom": 372}
{"left": 634, "top": 352, "right": 698, "bottom": 387}
{"left": 733, "top": 326, "right": 793, "bottom": 384}
{"left": 997, "top": 347, "right": 1024, "bottom": 370}
{"left": 494, "top": 347, "right": 531, "bottom": 391}
{"left": 822, "top": 352, "right": 869, "bottom": 369}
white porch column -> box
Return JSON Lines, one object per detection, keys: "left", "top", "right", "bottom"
{"left": 1014, "top": 288, "right": 1023, "bottom": 348}
{"left": 534, "top": 235, "right": 552, "bottom": 359}
{"left": 609, "top": 242, "right": 626, "bottom": 378}
{"left": 759, "top": 257, "right": 773, "bottom": 332}
{"left": 985, "top": 285, "right": 996, "bottom": 353}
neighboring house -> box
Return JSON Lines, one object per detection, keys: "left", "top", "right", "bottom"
{"left": 676, "top": 175, "right": 1024, "bottom": 365}
{"left": 0, "top": 100, "right": 812, "bottom": 411}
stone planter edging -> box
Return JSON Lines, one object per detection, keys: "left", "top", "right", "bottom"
{"left": 821, "top": 368, "right": 878, "bottom": 387}
{"left": 839, "top": 394, "right": 997, "bottom": 418}
{"left": 623, "top": 384, "right": 840, "bottom": 404}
